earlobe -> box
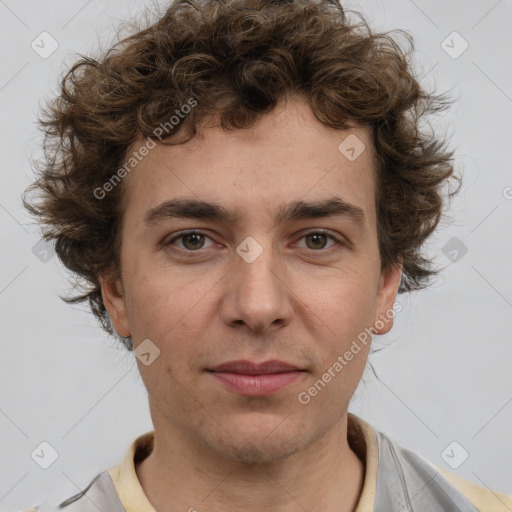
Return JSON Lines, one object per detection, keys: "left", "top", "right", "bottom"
{"left": 98, "top": 272, "right": 131, "bottom": 337}
{"left": 374, "top": 262, "right": 402, "bottom": 335}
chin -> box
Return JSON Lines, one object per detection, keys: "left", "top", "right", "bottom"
{"left": 216, "top": 435, "right": 304, "bottom": 465}
{"left": 202, "top": 415, "right": 311, "bottom": 465}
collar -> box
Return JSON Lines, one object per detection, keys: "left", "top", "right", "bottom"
{"left": 107, "top": 413, "right": 378, "bottom": 512}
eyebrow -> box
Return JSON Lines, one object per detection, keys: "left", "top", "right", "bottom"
{"left": 143, "top": 197, "right": 366, "bottom": 228}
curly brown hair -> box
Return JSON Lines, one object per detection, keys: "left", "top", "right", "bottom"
{"left": 23, "top": 0, "right": 459, "bottom": 344}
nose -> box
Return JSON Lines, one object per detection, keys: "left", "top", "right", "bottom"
{"left": 219, "top": 240, "right": 294, "bottom": 334}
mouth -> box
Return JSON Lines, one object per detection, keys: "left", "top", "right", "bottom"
{"left": 206, "top": 359, "right": 307, "bottom": 397}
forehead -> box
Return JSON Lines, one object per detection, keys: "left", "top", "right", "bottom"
{"left": 120, "top": 99, "right": 378, "bottom": 229}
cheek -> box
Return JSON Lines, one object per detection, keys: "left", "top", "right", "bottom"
{"left": 123, "top": 260, "right": 221, "bottom": 349}
{"left": 308, "top": 274, "right": 377, "bottom": 369}
{"left": 310, "top": 269, "right": 378, "bottom": 328}
{"left": 122, "top": 268, "right": 174, "bottom": 345}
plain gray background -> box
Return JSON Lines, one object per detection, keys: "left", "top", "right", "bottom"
{"left": 1, "top": 0, "right": 511, "bottom": 510}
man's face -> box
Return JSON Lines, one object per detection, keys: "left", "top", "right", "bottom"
{"left": 102, "top": 98, "right": 401, "bottom": 463}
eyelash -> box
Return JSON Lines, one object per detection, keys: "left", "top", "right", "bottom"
{"left": 163, "top": 229, "right": 343, "bottom": 255}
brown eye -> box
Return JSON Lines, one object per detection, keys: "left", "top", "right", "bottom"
{"left": 181, "top": 232, "right": 205, "bottom": 250}
{"left": 165, "top": 230, "right": 214, "bottom": 251}
{"left": 298, "top": 231, "right": 340, "bottom": 252}
{"left": 305, "top": 233, "right": 329, "bottom": 250}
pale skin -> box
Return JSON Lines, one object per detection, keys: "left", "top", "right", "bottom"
{"left": 100, "top": 96, "right": 403, "bottom": 512}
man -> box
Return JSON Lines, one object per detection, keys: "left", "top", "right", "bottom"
{"left": 21, "top": 0, "right": 512, "bottom": 510}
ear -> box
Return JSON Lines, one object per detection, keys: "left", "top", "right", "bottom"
{"left": 373, "top": 262, "right": 402, "bottom": 335}
{"left": 98, "top": 271, "right": 131, "bottom": 337}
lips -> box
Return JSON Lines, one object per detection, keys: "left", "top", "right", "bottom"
{"left": 208, "top": 359, "right": 303, "bottom": 375}
{"left": 207, "top": 359, "right": 306, "bottom": 396}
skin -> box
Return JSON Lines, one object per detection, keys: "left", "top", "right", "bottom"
{"left": 100, "top": 96, "right": 402, "bottom": 512}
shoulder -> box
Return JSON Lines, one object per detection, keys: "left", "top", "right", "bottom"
{"left": 16, "top": 471, "right": 125, "bottom": 512}
{"left": 375, "top": 430, "right": 512, "bottom": 511}
{"left": 433, "top": 463, "right": 512, "bottom": 512}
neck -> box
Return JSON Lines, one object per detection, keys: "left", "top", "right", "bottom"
{"left": 136, "top": 413, "right": 365, "bottom": 512}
